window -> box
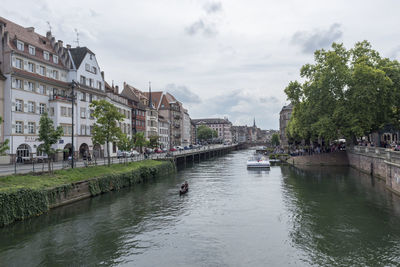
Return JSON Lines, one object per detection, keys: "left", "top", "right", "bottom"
{"left": 17, "top": 40, "right": 24, "bottom": 51}
{"left": 15, "top": 58, "right": 23, "bottom": 69}
{"left": 90, "top": 54, "right": 93, "bottom": 60}
{"left": 81, "top": 92, "right": 86, "bottom": 101}
{"left": 53, "top": 55, "right": 58, "bottom": 64}
{"left": 27, "top": 82, "right": 34, "bottom": 92}
{"left": 89, "top": 94, "right": 92, "bottom": 103}
{"left": 80, "top": 107, "right": 86, "bottom": 118}
{"left": 67, "top": 107, "right": 72, "bottom": 117}
{"left": 80, "top": 75, "right": 86, "bottom": 85}
{"left": 16, "top": 121, "right": 23, "bottom": 133}
{"left": 39, "top": 66, "right": 45, "bottom": 75}
{"left": 89, "top": 78, "right": 93, "bottom": 87}
{"left": 28, "top": 122, "right": 35, "bottom": 134}
{"left": 85, "top": 63, "right": 90, "bottom": 71}
{"left": 51, "top": 70, "right": 58, "bottom": 79}
{"left": 28, "top": 62, "right": 35, "bottom": 72}
{"left": 61, "top": 106, "right": 67, "bottom": 116}
{"left": 97, "top": 81, "right": 102, "bottom": 90}
{"left": 15, "top": 99, "right": 23, "bottom": 112}
{"left": 39, "top": 103, "right": 46, "bottom": 114}
{"left": 61, "top": 125, "right": 72, "bottom": 135}
{"left": 80, "top": 125, "right": 85, "bottom": 135}
{"left": 92, "top": 66, "right": 97, "bottom": 74}
{"left": 39, "top": 84, "right": 45, "bottom": 95}
{"left": 89, "top": 109, "right": 94, "bottom": 119}
{"left": 43, "top": 51, "right": 50, "bottom": 60}
{"left": 28, "top": 101, "right": 35, "bottom": 113}
{"left": 28, "top": 45, "right": 35, "bottom": 55}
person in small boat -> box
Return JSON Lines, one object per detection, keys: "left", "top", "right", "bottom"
{"left": 184, "top": 181, "right": 188, "bottom": 189}
{"left": 181, "top": 183, "right": 185, "bottom": 190}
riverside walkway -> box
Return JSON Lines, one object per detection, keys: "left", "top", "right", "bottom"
{"left": 0, "top": 144, "right": 238, "bottom": 176}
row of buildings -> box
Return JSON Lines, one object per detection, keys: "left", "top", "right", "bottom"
{"left": 0, "top": 17, "right": 274, "bottom": 163}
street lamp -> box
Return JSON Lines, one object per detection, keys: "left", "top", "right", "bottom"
{"left": 69, "top": 80, "right": 78, "bottom": 168}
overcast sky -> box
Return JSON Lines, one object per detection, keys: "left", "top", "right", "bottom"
{"left": 3, "top": 0, "right": 400, "bottom": 129}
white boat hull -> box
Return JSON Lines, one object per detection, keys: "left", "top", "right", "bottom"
{"left": 247, "top": 160, "right": 270, "bottom": 168}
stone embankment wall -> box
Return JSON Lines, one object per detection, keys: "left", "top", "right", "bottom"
{"left": 347, "top": 147, "right": 400, "bottom": 195}
{"left": 0, "top": 160, "right": 176, "bottom": 227}
{"left": 287, "top": 151, "right": 349, "bottom": 166}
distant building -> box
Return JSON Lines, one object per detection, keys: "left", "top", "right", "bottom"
{"left": 121, "top": 83, "right": 146, "bottom": 135}
{"left": 192, "top": 118, "right": 233, "bottom": 143}
{"left": 182, "top": 109, "right": 191, "bottom": 146}
{"left": 231, "top": 125, "right": 248, "bottom": 143}
{"left": 279, "top": 104, "right": 293, "bottom": 147}
{"left": 158, "top": 115, "right": 170, "bottom": 150}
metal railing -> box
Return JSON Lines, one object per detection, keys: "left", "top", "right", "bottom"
{"left": 0, "top": 144, "right": 237, "bottom": 176}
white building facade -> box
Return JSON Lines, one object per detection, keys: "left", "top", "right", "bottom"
{"left": 158, "top": 116, "right": 170, "bottom": 150}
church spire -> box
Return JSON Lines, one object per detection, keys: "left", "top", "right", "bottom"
{"left": 148, "top": 81, "right": 152, "bottom": 108}
{"left": 253, "top": 117, "right": 256, "bottom": 128}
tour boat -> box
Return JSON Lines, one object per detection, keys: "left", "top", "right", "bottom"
{"left": 247, "top": 155, "right": 270, "bottom": 168}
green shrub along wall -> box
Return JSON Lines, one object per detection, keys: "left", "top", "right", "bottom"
{"left": 0, "top": 160, "right": 175, "bottom": 227}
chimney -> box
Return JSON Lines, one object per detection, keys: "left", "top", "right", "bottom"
{"left": 115, "top": 85, "right": 119, "bottom": 94}
{"left": 26, "top": 27, "right": 34, "bottom": 32}
{"left": 66, "top": 44, "right": 71, "bottom": 49}
{"left": 58, "top": 40, "right": 63, "bottom": 47}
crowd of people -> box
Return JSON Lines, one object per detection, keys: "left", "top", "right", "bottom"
{"left": 359, "top": 140, "right": 400, "bottom": 151}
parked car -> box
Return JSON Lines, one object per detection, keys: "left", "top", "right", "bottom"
{"left": 169, "top": 147, "right": 177, "bottom": 152}
{"left": 184, "top": 146, "right": 190, "bottom": 150}
{"left": 117, "top": 150, "right": 128, "bottom": 158}
{"left": 155, "top": 148, "right": 163, "bottom": 153}
{"left": 176, "top": 146, "right": 184, "bottom": 151}
{"left": 129, "top": 150, "right": 140, "bottom": 156}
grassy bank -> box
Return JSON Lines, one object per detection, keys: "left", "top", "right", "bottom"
{"left": 0, "top": 160, "right": 176, "bottom": 227}
{"left": 0, "top": 160, "right": 164, "bottom": 193}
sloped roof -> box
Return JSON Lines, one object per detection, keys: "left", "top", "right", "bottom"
{"left": 0, "top": 16, "right": 54, "bottom": 52}
{"left": 69, "top": 47, "right": 95, "bottom": 69}
{"left": 143, "top": 91, "right": 163, "bottom": 109}
{"left": 192, "top": 118, "right": 231, "bottom": 125}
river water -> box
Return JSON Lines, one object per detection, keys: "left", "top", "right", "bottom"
{"left": 1, "top": 150, "right": 400, "bottom": 266}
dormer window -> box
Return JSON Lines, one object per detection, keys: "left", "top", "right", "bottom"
{"left": 43, "top": 51, "right": 49, "bottom": 60}
{"left": 85, "top": 63, "right": 90, "bottom": 72}
{"left": 17, "top": 40, "right": 24, "bottom": 51}
{"left": 53, "top": 55, "right": 58, "bottom": 64}
{"left": 92, "top": 67, "right": 97, "bottom": 74}
{"left": 28, "top": 45, "right": 35, "bottom": 55}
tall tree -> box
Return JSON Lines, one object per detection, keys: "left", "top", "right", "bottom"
{"left": 90, "top": 100, "right": 124, "bottom": 166}
{"left": 117, "top": 133, "right": 134, "bottom": 152}
{"left": 284, "top": 40, "right": 400, "bottom": 145}
{"left": 133, "top": 132, "right": 146, "bottom": 153}
{"left": 148, "top": 135, "right": 160, "bottom": 149}
{"left": 38, "top": 112, "right": 63, "bottom": 172}
{"left": 0, "top": 117, "right": 9, "bottom": 155}
{"left": 271, "top": 133, "right": 280, "bottom": 146}
{"left": 197, "top": 125, "right": 214, "bottom": 142}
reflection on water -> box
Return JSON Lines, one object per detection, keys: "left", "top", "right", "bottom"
{"left": 1, "top": 150, "right": 400, "bottom": 266}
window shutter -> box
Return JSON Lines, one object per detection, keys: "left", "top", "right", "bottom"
{"left": 24, "top": 124, "right": 27, "bottom": 129}
{"left": 46, "top": 69, "right": 50, "bottom": 77}
{"left": 12, "top": 57, "right": 16, "bottom": 66}
{"left": 36, "top": 82, "right": 40, "bottom": 93}
{"left": 24, "top": 81, "right": 28, "bottom": 89}
{"left": 36, "top": 65, "right": 40, "bottom": 74}
{"left": 23, "top": 60, "right": 28, "bottom": 70}
{"left": 12, "top": 78, "right": 16, "bottom": 88}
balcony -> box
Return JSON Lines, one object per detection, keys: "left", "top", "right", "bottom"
{"left": 173, "top": 123, "right": 180, "bottom": 128}
{"left": 174, "top": 134, "right": 181, "bottom": 139}
{"left": 174, "top": 114, "right": 181, "bottom": 120}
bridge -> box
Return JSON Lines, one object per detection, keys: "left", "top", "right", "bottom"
{"left": 165, "top": 144, "right": 239, "bottom": 167}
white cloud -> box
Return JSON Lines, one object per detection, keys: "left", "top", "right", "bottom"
{"left": 2, "top": 0, "right": 400, "bottom": 129}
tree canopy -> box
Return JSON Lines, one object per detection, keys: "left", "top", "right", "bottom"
{"left": 284, "top": 41, "right": 400, "bottom": 145}
{"left": 197, "top": 125, "right": 215, "bottom": 142}
{"left": 0, "top": 117, "right": 9, "bottom": 155}
{"left": 90, "top": 99, "right": 124, "bottom": 165}
{"left": 271, "top": 133, "right": 280, "bottom": 146}
{"left": 38, "top": 112, "right": 63, "bottom": 172}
